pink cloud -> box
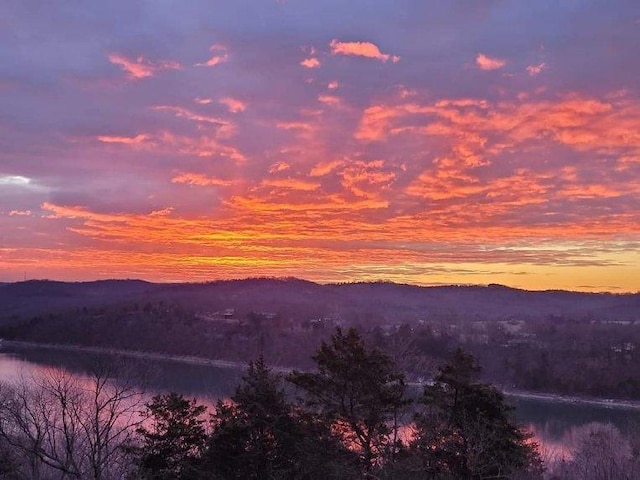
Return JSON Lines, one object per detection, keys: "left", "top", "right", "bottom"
{"left": 171, "top": 172, "right": 232, "bottom": 187}
{"left": 269, "top": 161, "right": 290, "bottom": 173}
{"left": 96, "top": 130, "right": 246, "bottom": 163}
{"left": 149, "top": 207, "right": 174, "bottom": 217}
{"left": 153, "top": 105, "right": 229, "bottom": 127}
{"left": 108, "top": 53, "right": 181, "bottom": 79}
{"left": 9, "top": 210, "right": 32, "bottom": 216}
{"left": 195, "top": 44, "right": 229, "bottom": 67}
{"left": 97, "top": 134, "right": 149, "bottom": 145}
{"left": 219, "top": 97, "right": 247, "bottom": 113}
{"left": 276, "top": 121, "right": 313, "bottom": 131}
{"left": 475, "top": 53, "right": 506, "bottom": 71}
{"left": 527, "top": 62, "right": 546, "bottom": 76}
{"left": 158, "top": 131, "right": 246, "bottom": 162}
{"left": 330, "top": 40, "right": 400, "bottom": 63}
{"left": 318, "top": 94, "right": 342, "bottom": 107}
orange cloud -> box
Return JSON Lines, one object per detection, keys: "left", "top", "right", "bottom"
{"left": 262, "top": 178, "right": 321, "bottom": 191}
{"left": 556, "top": 183, "right": 628, "bottom": 199}
{"left": 475, "top": 53, "right": 506, "bottom": 70}
{"left": 341, "top": 160, "right": 395, "bottom": 199}
{"left": 9, "top": 210, "right": 31, "bottom": 216}
{"left": 26, "top": 182, "right": 639, "bottom": 292}
{"left": 228, "top": 194, "right": 388, "bottom": 213}
{"left": 300, "top": 57, "right": 321, "bottom": 68}
{"left": 355, "top": 92, "right": 640, "bottom": 161}
{"left": 310, "top": 160, "right": 343, "bottom": 177}
{"left": 354, "top": 104, "right": 409, "bottom": 141}
{"left": 350, "top": 90, "right": 640, "bottom": 244}
{"left": 329, "top": 40, "right": 400, "bottom": 63}
{"left": 171, "top": 173, "right": 233, "bottom": 187}
{"left": 406, "top": 167, "right": 484, "bottom": 201}
{"left": 108, "top": 53, "right": 181, "bottom": 79}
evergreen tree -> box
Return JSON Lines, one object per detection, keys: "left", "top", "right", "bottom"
{"left": 288, "top": 328, "right": 410, "bottom": 477}
{"left": 410, "top": 348, "right": 542, "bottom": 479}
{"left": 203, "top": 357, "right": 304, "bottom": 479}
{"left": 134, "top": 393, "right": 207, "bottom": 480}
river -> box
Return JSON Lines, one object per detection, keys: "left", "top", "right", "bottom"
{"left": 1, "top": 344, "right": 638, "bottom": 464}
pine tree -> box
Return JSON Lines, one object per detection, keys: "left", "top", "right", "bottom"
{"left": 203, "top": 357, "right": 301, "bottom": 479}
{"left": 288, "top": 328, "right": 410, "bottom": 477}
{"left": 135, "top": 393, "right": 207, "bottom": 480}
{"left": 411, "top": 348, "right": 542, "bottom": 479}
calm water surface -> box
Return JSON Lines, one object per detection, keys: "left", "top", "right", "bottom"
{"left": 1, "top": 345, "right": 638, "bottom": 460}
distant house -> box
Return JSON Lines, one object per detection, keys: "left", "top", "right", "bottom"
{"left": 196, "top": 308, "right": 240, "bottom": 326}
{"left": 611, "top": 342, "right": 636, "bottom": 353}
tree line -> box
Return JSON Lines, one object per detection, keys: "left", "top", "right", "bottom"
{"left": 0, "top": 328, "right": 545, "bottom": 479}
{"left": 3, "top": 328, "right": 639, "bottom": 479}
{"left": 7, "top": 301, "right": 640, "bottom": 401}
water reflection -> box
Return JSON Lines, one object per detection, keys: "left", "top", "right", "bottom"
{"left": 511, "top": 397, "right": 640, "bottom": 442}
{"left": 0, "top": 346, "right": 242, "bottom": 401}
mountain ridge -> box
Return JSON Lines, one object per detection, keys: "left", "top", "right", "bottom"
{"left": 1, "top": 277, "right": 637, "bottom": 322}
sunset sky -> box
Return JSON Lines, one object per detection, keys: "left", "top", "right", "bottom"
{"left": 1, "top": 1, "right": 639, "bottom": 291}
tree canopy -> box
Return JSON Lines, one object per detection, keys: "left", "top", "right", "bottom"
{"left": 410, "top": 348, "right": 542, "bottom": 479}
{"left": 135, "top": 392, "right": 207, "bottom": 479}
{"left": 288, "top": 327, "right": 410, "bottom": 476}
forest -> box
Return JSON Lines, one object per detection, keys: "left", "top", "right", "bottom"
{"left": 3, "top": 296, "right": 640, "bottom": 400}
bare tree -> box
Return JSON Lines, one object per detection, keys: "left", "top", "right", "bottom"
{"left": 0, "top": 365, "right": 144, "bottom": 479}
{"left": 551, "top": 422, "right": 640, "bottom": 480}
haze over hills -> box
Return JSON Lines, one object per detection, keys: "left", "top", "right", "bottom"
{"left": 1, "top": 278, "right": 638, "bottom": 323}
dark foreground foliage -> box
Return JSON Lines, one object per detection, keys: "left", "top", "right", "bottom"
{"left": 0, "top": 328, "right": 543, "bottom": 479}
{"left": 403, "top": 349, "right": 543, "bottom": 479}
{"left": 129, "top": 329, "right": 541, "bottom": 479}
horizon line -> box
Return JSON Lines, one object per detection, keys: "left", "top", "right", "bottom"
{"left": 3, "top": 276, "right": 637, "bottom": 296}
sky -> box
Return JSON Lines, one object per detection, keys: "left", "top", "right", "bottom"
{"left": 1, "top": 1, "right": 639, "bottom": 292}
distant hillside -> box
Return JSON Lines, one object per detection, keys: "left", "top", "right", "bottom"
{"left": 0, "top": 278, "right": 638, "bottom": 323}
{"left": 2, "top": 278, "right": 640, "bottom": 399}
{"left": 0, "top": 280, "right": 155, "bottom": 318}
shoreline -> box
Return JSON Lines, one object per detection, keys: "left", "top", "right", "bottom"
{"left": 502, "top": 388, "right": 640, "bottom": 411}
{"left": 1, "top": 340, "right": 292, "bottom": 373}
{"left": 3, "top": 340, "right": 640, "bottom": 411}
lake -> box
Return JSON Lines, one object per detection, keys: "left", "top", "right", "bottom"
{"left": 1, "top": 344, "right": 639, "bottom": 464}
